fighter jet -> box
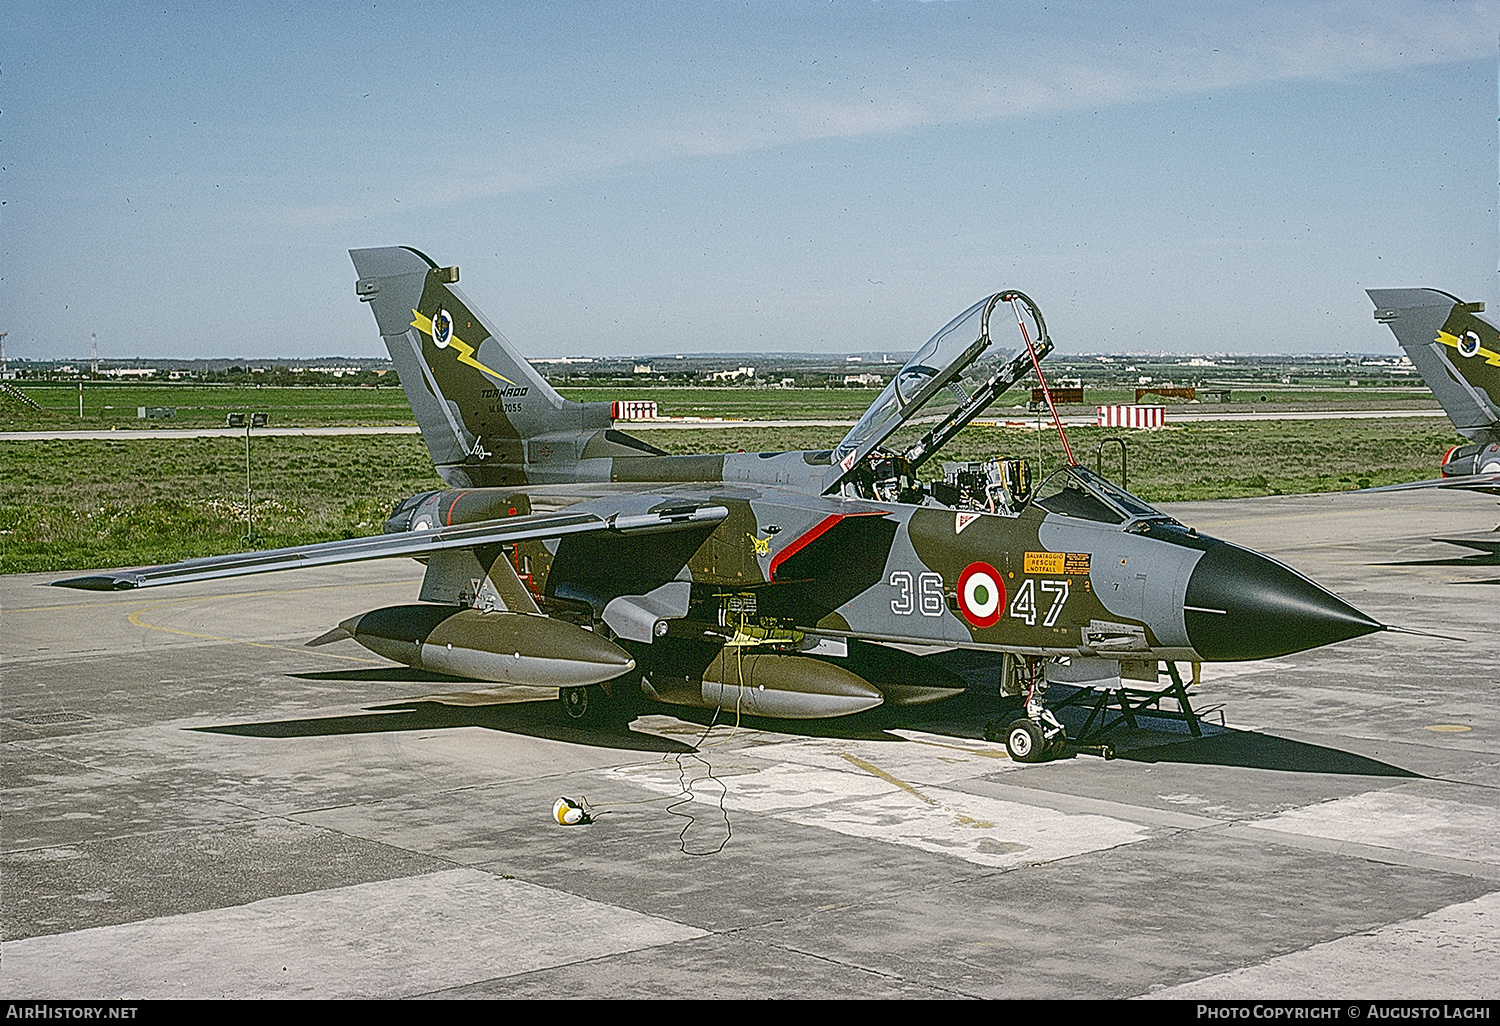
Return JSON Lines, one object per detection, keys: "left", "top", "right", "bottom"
{"left": 1368, "top": 288, "right": 1500, "bottom": 494}
{"left": 55, "top": 247, "right": 1388, "bottom": 761}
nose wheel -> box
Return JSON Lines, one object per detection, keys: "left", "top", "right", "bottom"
{"left": 1004, "top": 719, "right": 1043, "bottom": 762}
{"left": 1002, "top": 715, "right": 1068, "bottom": 762}
{"left": 989, "top": 655, "right": 1069, "bottom": 762}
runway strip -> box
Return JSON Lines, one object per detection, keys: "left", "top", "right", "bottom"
{"left": 0, "top": 408, "right": 1449, "bottom": 441}
{"left": 605, "top": 733, "right": 1152, "bottom": 869}
{"left": 5, "top": 488, "right": 1497, "bottom": 999}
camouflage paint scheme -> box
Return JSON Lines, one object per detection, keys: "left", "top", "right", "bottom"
{"left": 56, "top": 247, "right": 1386, "bottom": 744}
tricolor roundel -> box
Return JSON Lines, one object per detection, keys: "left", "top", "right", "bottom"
{"left": 957, "top": 561, "right": 1005, "bottom": 628}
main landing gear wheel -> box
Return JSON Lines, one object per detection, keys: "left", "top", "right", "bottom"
{"left": 1005, "top": 718, "right": 1048, "bottom": 763}
{"left": 560, "top": 684, "right": 608, "bottom": 726}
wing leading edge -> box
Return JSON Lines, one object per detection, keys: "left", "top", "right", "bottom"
{"left": 51, "top": 502, "right": 730, "bottom": 591}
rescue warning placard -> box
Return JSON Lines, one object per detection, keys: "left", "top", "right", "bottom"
{"left": 1024, "top": 551, "right": 1091, "bottom": 575}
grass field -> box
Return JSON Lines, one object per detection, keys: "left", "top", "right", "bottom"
{"left": 0, "top": 380, "right": 1440, "bottom": 430}
{"left": 0, "top": 435, "right": 444, "bottom": 574}
{"left": 0, "top": 382, "right": 897, "bottom": 428}
{"left": 0, "top": 383, "right": 418, "bottom": 429}
{"left": 0, "top": 417, "right": 1464, "bottom": 574}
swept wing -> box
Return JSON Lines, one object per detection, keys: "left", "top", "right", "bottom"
{"left": 52, "top": 502, "right": 729, "bottom": 591}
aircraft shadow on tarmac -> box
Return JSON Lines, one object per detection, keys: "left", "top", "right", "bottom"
{"left": 193, "top": 700, "right": 695, "bottom": 754}
{"left": 194, "top": 667, "right": 692, "bottom": 753}
{"left": 1383, "top": 537, "right": 1500, "bottom": 582}
{"left": 190, "top": 672, "right": 1422, "bottom": 777}
{"left": 1115, "top": 732, "right": 1421, "bottom": 777}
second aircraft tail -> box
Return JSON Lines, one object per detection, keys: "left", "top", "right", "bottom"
{"left": 1369, "top": 288, "right": 1500, "bottom": 446}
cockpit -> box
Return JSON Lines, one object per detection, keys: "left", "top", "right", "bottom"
{"left": 828, "top": 292, "right": 1049, "bottom": 501}
{"left": 826, "top": 291, "right": 1176, "bottom": 530}
{"left": 930, "top": 457, "right": 1175, "bottom": 527}
{"left": 932, "top": 456, "right": 1033, "bottom": 515}
{"left": 831, "top": 293, "right": 1031, "bottom": 476}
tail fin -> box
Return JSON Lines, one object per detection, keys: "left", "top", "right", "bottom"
{"left": 1369, "top": 288, "right": 1500, "bottom": 445}
{"left": 350, "top": 247, "right": 613, "bottom": 486}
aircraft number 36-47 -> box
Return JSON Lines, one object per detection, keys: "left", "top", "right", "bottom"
{"left": 888, "top": 571, "right": 1070, "bottom": 627}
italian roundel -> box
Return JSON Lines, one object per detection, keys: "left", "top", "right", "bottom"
{"left": 957, "top": 561, "right": 1004, "bottom": 628}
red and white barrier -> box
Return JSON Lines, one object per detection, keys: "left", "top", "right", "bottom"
{"left": 1095, "top": 404, "right": 1165, "bottom": 429}
{"left": 611, "top": 400, "right": 658, "bottom": 421}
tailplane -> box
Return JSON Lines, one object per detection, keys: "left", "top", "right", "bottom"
{"left": 350, "top": 247, "right": 649, "bottom": 486}
{"left": 1369, "top": 288, "right": 1500, "bottom": 446}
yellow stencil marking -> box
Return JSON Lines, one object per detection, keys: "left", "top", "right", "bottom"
{"left": 411, "top": 309, "right": 517, "bottom": 386}
{"left": 1025, "top": 551, "right": 1065, "bottom": 574}
{"left": 1023, "top": 551, "right": 1090, "bottom": 574}
{"left": 840, "top": 752, "right": 939, "bottom": 806}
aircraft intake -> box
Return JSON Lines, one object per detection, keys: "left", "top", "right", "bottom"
{"left": 1183, "top": 540, "right": 1383, "bottom": 661}
{"left": 642, "top": 650, "right": 885, "bottom": 719}
{"left": 330, "top": 604, "right": 634, "bottom": 686}
{"left": 1442, "top": 441, "right": 1500, "bottom": 477}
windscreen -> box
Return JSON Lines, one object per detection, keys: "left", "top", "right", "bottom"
{"left": 1034, "top": 465, "right": 1175, "bottom": 525}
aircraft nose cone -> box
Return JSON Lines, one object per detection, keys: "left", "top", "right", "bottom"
{"left": 1184, "top": 540, "right": 1383, "bottom": 661}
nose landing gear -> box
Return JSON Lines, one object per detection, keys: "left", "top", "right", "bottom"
{"left": 1001, "top": 715, "right": 1067, "bottom": 763}
{"left": 984, "top": 655, "right": 1095, "bottom": 762}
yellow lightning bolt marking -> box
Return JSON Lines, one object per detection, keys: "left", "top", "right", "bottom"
{"left": 1436, "top": 330, "right": 1500, "bottom": 369}
{"left": 411, "top": 309, "right": 518, "bottom": 386}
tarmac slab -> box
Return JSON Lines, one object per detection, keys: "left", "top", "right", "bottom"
{"left": 1153, "top": 890, "right": 1500, "bottom": 1000}
{"left": 1, "top": 868, "right": 707, "bottom": 1000}
{"left": 2, "top": 486, "right": 1497, "bottom": 999}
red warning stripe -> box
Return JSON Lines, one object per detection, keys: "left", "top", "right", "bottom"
{"left": 442, "top": 490, "right": 471, "bottom": 526}
{"left": 768, "top": 511, "right": 886, "bottom": 582}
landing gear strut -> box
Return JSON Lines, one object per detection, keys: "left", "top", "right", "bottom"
{"left": 986, "top": 655, "right": 1069, "bottom": 762}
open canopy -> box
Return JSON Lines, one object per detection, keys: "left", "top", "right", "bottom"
{"left": 830, "top": 292, "right": 1052, "bottom": 486}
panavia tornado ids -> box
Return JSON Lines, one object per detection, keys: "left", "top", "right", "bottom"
{"left": 1369, "top": 288, "right": 1500, "bottom": 495}
{"left": 56, "top": 247, "right": 1389, "bottom": 761}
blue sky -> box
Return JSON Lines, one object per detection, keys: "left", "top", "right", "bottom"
{"left": 4, "top": 1, "right": 1499, "bottom": 361}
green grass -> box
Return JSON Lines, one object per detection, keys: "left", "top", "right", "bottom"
{"left": 2, "top": 380, "right": 1441, "bottom": 431}
{"left": 0, "top": 436, "right": 443, "bottom": 574}
{"left": 0, "top": 417, "right": 1465, "bottom": 575}
{"left": 0, "top": 382, "right": 418, "bottom": 430}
